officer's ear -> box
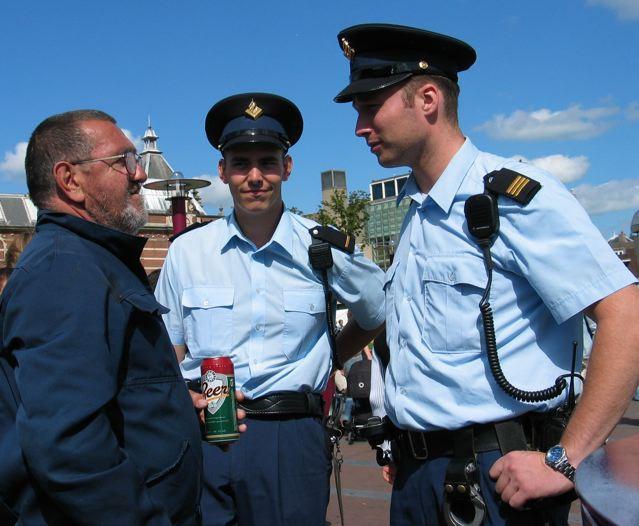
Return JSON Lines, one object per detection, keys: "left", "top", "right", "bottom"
{"left": 52, "top": 160, "right": 86, "bottom": 204}
{"left": 282, "top": 154, "right": 292, "bottom": 182}
{"left": 218, "top": 158, "right": 228, "bottom": 184}
{"left": 417, "top": 82, "right": 439, "bottom": 118}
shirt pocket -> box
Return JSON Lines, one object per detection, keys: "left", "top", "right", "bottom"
{"left": 181, "top": 287, "right": 234, "bottom": 356}
{"left": 421, "top": 256, "right": 486, "bottom": 354}
{"left": 282, "top": 289, "right": 326, "bottom": 360}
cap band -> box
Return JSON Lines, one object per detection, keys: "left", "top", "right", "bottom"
{"left": 220, "top": 129, "right": 290, "bottom": 150}
{"left": 351, "top": 61, "right": 456, "bottom": 83}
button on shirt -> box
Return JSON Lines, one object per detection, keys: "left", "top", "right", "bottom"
{"left": 156, "top": 210, "right": 385, "bottom": 398}
{"left": 384, "top": 138, "right": 637, "bottom": 432}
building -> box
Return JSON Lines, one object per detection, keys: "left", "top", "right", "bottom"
{"left": 321, "top": 169, "right": 347, "bottom": 205}
{"left": 607, "top": 210, "right": 639, "bottom": 278}
{"left": 607, "top": 231, "right": 637, "bottom": 275}
{"left": 366, "top": 173, "right": 410, "bottom": 269}
{"left": 0, "top": 121, "right": 216, "bottom": 272}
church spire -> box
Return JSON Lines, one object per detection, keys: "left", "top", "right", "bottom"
{"left": 142, "top": 116, "right": 160, "bottom": 153}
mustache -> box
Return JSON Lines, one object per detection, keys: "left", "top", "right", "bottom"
{"left": 128, "top": 183, "right": 142, "bottom": 194}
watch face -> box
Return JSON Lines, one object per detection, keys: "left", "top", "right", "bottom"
{"left": 547, "top": 445, "right": 564, "bottom": 463}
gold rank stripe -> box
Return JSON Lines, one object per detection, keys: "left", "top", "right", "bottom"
{"left": 344, "top": 234, "right": 351, "bottom": 248}
{"left": 506, "top": 175, "right": 530, "bottom": 198}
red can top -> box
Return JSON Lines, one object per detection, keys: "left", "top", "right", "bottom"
{"left": 201, "top": 356, "right": 234, "bottom": 376}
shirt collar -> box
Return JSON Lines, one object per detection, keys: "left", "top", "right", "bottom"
{"left": 426, "top": 138, "right": 479, "bottom": 213}
{"left": 397, "top": 174, "right": 423, "bottom": 206}
{"left": 36, "top": 210, "right": 148, "bottom": 278}
{"left": 221, "top": 208, "right": 294, "bottom": 257}
{"left": 396, "top": 138, "right": 479, "bottom": 213}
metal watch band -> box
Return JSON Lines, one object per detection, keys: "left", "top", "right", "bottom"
{"left": 556, "top": 460, "right": 576, "bottom": 482}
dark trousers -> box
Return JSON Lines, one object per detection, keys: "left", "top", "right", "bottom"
{"left": 390, "top": 449, "right": 571, "bottom": 526}
{"left": 201, "top": 415, "right": 331, "bottom": 526}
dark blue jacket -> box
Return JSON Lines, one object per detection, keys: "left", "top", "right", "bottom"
{"left": 0, "top": 212, "right": 202, "bottom": 525}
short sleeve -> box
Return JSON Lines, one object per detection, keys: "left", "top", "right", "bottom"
{"left": 500, "top": 171, "right": 636, "bottom": 324}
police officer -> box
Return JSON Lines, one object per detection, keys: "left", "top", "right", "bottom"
{"left": 333, "top": 24, "right": 639, "bottom": 525}
{"left": 155, "top": 93, "right": 385, "bottom": 526}
{"left": 0, "top": 110, "right": 203, "bottom": 524}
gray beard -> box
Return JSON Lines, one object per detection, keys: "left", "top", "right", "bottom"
{"left": 90, "top": 194, "right": 148, "bottom": 236}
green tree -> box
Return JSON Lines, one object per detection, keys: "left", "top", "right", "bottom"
{"left": 316, "top": 189, "right": 370, "bottom": 246}
{"left": 288, "top": 206, "right": 304, "bottom": 215}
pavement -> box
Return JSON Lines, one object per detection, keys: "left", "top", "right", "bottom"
{"left": 325, "top": 399, "right": 639, "bottom": 525}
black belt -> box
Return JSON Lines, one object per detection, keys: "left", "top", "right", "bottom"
{"left": 393, "top": 416, "right": 534, "bottom": 461}
{"left": 239, "top": 392, "right": 323, "bottom": 417}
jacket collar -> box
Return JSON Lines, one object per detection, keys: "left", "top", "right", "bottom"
{"left": 36, "top": 210, "right": 148, "bottom": 278}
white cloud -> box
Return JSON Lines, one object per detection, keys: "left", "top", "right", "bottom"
{"left": 196, "top": 174, "right": 233, "bottom": 213}
{"left": 513, "top": 154, "right": 590, "bottom": 183}
{"left": 0, "top": 141, "right": 28, "bottom": 180}
{"left": 627, "top": 102, "right": 639, "bottom": 121}
{"left": 587, "top": 0, "right": 639, "bottom": 20}
{"left": 476, "top": 104, "right": 619, "bottom": 141}
{"left": 121, "top": 129, "right": 144, "bottom": 152}
{"left": 571, "top": 179, "right": 639, "bottom": 215}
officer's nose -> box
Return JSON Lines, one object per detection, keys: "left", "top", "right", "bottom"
{"left": 355, "top": 114, "right": 370, "bottom": 138}
{"left": 247, "top": 166, "right": 263, "bottom": 186}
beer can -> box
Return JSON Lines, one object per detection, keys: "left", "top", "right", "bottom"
{"left": 201, "top": 357, "right": 239, "bottom": 444}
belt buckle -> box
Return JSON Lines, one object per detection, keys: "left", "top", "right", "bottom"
{"left": 407, "top": 431, "right": 428, "bottom": 460}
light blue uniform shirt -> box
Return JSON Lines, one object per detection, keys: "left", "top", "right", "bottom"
{"left": 156, "top": 210, "right": 385, "bottom": 398}
{"left": 384, "top": 138, "right": 636, "bottom": 432}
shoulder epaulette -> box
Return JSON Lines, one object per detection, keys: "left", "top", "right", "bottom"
{"left": 484, "top": 168, "right": 541, "bottom": 205}
{"left": 309, "top": 225, "right": 355, "bottom": 254}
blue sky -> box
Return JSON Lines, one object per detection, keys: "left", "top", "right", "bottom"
{"left": 1, "top": 0, "right": 638, "bottom": 237}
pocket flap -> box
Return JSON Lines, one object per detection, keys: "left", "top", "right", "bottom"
{"left": 422, "top": 256, "right": 486, "bottom": 287}
{"left": 283, "top": 289, "right": 325, "bottom": 314}
{"left": 182, "top": 287, "right": 234, "bottom": 309}
{"left": 123, "top": 291, "right": 170, "bottom": 315}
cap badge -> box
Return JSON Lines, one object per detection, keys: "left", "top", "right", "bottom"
{"left": 244, "top": 99, "right": 264, "bottom": 120}
{"left": 340, "top": 37, "right": 355, "bottom": 60}
{"left": 418, "top": 60, "right": 429, "bottom": 70}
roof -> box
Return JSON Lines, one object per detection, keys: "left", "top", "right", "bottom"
{"left": 139, "top": 120, "right": 175, "bottom": 181}
{"left": 0, "top": 194, "right": 37, "bottom": 227}
{"left": 138, "top": 119, "right": 206, "bottom": 215}
{"left": 141, "top": 180, "right": 205, "bottom": 215}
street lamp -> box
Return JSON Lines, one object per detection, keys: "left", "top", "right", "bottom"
{"left": 143, "top": 171, "right": 210, "bottom": 236}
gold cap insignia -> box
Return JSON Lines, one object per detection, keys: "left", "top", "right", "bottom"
{"left": 340, "top": 37, "right": 355, "bottom": 60}
{"left": 418, "top": 60, "right": 429, "bottom": 70}
{"left": 245, "top": 99, "right": 264, "bottom": 120}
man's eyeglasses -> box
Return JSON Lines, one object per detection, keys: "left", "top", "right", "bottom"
{"left": 70, "top": 151, "right": 144, "bottom": 176}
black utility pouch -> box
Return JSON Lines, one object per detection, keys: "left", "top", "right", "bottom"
{"left": 539, "top": 407, "right": 571, "bottom": 451}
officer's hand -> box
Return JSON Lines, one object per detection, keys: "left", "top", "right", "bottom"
{"left": 489, "top": 451, "right": 574, "bottom": 509}
{"left": 235, "top": 390, "right": 247, "bottom": 434}
{"left": 188, "top": 389, "right": 208, "bottom": 424}
{"left": 382, "top": 462, "right": 397, "bottom": 485}
{"left": 189, "top": 389, "right": 247, "bottom": 434}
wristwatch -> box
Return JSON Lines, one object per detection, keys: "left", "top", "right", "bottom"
{"left": 545, "top": 445, "right": 576, "bottom": 482}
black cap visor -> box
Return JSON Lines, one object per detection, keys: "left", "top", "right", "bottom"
{"left": 222, "top": 131, "right": 289, "bottom": 153}
{"left": 334, "top": 72, "right": 413, "bottom": 103}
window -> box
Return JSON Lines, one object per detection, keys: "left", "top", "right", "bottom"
{"left": 384, "top": 180, "right": 396, "bottom": 198}
{"left": 371, "top": 183, "right": 383, "bottom": 201}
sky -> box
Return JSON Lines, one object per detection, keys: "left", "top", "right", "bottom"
{"left": 1, "top": 0, "right": 638, "bottom": 238}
